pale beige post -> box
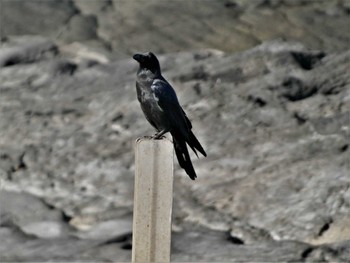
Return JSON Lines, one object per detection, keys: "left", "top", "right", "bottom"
{"left": 132, "top": 138, "right": 174, "bottom": 263}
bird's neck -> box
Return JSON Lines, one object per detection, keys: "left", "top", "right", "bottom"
{"left": 138, "top": 67, "right": 161, "bottom": 79}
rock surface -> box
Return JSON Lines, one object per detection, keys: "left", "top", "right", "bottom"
{"left": 0, "top": 35, "right": 349, "bottom": 262}
{"left": 2, "top": 0, "right": 350, "bottom": 58}
{"left": 1, "top": 0, "right": 350, "bottom": 261}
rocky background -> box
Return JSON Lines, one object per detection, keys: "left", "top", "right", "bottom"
{"left": 0, "top": 0, "right": 350, "bottom": 262}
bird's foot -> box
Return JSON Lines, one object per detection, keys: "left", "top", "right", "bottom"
{"left": 152, "top": 129, "right": 168, "bottom": 140}
{"left": 152, "top": 134, "right": 166, "bottom": 140}
{"left": 139, "top": 135, "right": 165, "bottom": 140}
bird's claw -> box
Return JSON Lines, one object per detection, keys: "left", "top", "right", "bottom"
{"left": 152, "top": 134, "right": 166, "bottom": 140}
{"left": 140, "top": 135, "right": 166, "bottom": 140}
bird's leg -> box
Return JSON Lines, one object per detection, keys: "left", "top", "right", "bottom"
{"left": 152, "top": 129, "right": 168, "bottom": 140}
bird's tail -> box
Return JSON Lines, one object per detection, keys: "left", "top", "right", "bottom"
{"left": 173, "top": 135, "right": 197, "bottom": 180}
{"left": 182, "top": 114, "right": 207, "bottom": 158}
{"left": 186, "top": 130, "right": 207, "bottom": 158}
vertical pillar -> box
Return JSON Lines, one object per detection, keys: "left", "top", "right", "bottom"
{"left": 132, "top": 138, "right": 174, "bottom": 263}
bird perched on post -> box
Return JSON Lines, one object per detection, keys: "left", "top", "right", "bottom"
{"left": 133, "top": 52, "right": 207, "bottom": 180}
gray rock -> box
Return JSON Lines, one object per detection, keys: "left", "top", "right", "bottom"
{"left": 21, "top": 221, "right": 64, "bottom": 239}
{"left": 74, "top": 0, "right": 112, "bottom": 15}
{"left": 58, "top": 14, "right": 98, "bottom": 42}
{"left": 0, "top": 37, "right": 349, "bottom": 261}
{"left": 2, "top": 0, "right": 350, "bottom": 57}
{"left": 0, "top": 226, "right": 100, "bottom": 262}
{"left": 74, "top": 219, "right": 132, "bottom": 240}
{"left": 171, "top": 226, "right": 310, "bottom": 262}
{"left": 0, "top": 37, "right": 58, "bottom": 67}
{"left": 0, "top": 191, "right": 71, "bottom": 239}
{"left": 1, "top": 0, "right": 77, "bottom": 37}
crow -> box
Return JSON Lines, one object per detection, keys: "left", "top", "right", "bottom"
{"left": 133, "top": 52, "right": 206, "bottom": 180}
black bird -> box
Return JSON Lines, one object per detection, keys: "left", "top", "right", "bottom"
{"left": 133, "top": 52, "right": 207, "bottom": 180}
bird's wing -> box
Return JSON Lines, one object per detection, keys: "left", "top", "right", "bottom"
{"left": 152, "top": 78, "right": 207, "bottom": 158}
{"left": 152, "top": 79, "right": 190, "bottom": 132}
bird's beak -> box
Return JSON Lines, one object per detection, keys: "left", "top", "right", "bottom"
{"left": 133, "top": 54, "right": 144, "bottom": 63}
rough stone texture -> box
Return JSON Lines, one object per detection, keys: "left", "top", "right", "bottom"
{"left": 1, "top": 0, "right": 350, "bottom": 58}
{"left": 0, "top": 35, "right": 349, "bottom": 261}
{"left": 1, "top": 1, "right": 350, "bottom": 261}
{"left": 0, "top": 36, "right": 58, "bottom": 67}
{"left": 1, "top": 0, "right": 77, "bottom": 38}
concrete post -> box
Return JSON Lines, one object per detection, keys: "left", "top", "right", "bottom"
{"left": 132, "top": 137, "right": 174, "bottom": 263}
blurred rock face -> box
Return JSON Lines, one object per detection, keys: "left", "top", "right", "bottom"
{"left": 0, "top": 35, "right": 349, "bottom": 262}
{"left": 2, "top": 0, "right": 350, "bottom": 57}
{"left": 1, "top": 0, "right": 350, "bottom": 262}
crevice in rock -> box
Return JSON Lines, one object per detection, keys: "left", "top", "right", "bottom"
{"left": 339, "top": 144, "right": 348, "bottom": 153}
{"left": 25, "top": 110, "right": 54, "bottom": 117}
{"left": 61, "top": 211, "right": 73, "bottom": 223}
{"left": 111, "top": 113, "right": 124, "bottom": 122}
{"left": 193, "top": 82, "right": 202, "bottom": 96}
{"left": 52, "top": 60, "right": 78, "bottom": 76}
{"left": 321, "top": 83, "right": 345, "bottom": 95}
{"left": 120, "top": 243, "right": 132, "bottom": 250}
{"left": 258, "top": 0, "right": 282, "bottom": 8}
{"left": 61, "top": 108, "right": 81, "bottom": 116}
{"left": 224, "top": 1, "right": 238, "bottom": 9}
{"left": 291, "top": 51, "right": 326, "bottom": 70}
{"left": 102, "top": 0, "right": 114, "bottom": 12}
{"left": 280, "top": 77, "right": 318, "bottom": 101}
{"left": 247, "top": 95, "right": 267, "bottom": 107}
{"left": 226, "top": 231, "right": 245, "bottom": 245}
{"left": 98, "top": 232, "right": 132, "bottom": 246}
{"left": 317, "top": 219, "right": 333, "bottom": 237}
{"left": 301, "top": 246, "right": 314, "bottom": 260}
{"left": 8, "top": 152, "right": 27, "bottom": 171}
{"left": 67, "top": 0, "right": 81, "bottom": 20}
{"left": 293, "top": 112, "right": 307, "bottom": 125}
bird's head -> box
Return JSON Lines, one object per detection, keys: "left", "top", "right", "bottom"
{"left": 133, "top": 52, "right": 161, "bottom": 74}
